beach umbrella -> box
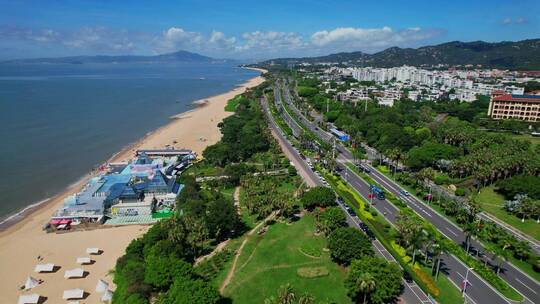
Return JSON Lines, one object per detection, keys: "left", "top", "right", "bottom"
{"left": 24, "top": 276, "right": 40, "bottom": 290}
{"left": 64, "top": 268, "right": 85, "bottom": 279}
{"left": 95, "top": 279, "right": 109, "bottom": 293}
{"left": 17, "top": 294, "right": 40, "bottom": 304}
{"left": 101, "top": 289, "right": 113, "bottom": 303}
{"left": 86, "top": 247, "right": 100, "bottom": 255}
{"left": 63, "top": 288, "right": 84, "bottom": 300}
{"left": 76, "top": 257, "right": 91, "bottom": 265}
{"left": 34, "top": 263, "right": 55, "bottom": 273}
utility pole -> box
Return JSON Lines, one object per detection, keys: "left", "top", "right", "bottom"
{"left": 462, "top": 267, "right": 474, "bottom": 297}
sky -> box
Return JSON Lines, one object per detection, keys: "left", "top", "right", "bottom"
{"left": 0, "top": 0, "right": 538, "bottom": 60}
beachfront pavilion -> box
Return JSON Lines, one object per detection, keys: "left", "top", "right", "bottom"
{"left": 51, "top": 153, "right": 187, "bottom": 225}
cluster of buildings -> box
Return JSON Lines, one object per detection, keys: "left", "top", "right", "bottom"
{"left": 318, "top": 65, "right": 540, "bottom": 122}
{"left": 49, "top": 149, "right": 196, "bottom": 228}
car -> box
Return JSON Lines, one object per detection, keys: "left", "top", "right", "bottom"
{"left": 347, "top": 208, "right": 357, "bottom": 217}
{"left": 400, "top": 190, "right": 410, "bottom": 196}
{"left": 403, "top": 271, "right": 414, "bottom": 283}
{"left": 356, "top": 165, "right": 371, "bottom": 174}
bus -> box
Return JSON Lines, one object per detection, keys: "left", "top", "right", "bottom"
{"left": 370, "top": 184, "right": 385, "bottom": 200}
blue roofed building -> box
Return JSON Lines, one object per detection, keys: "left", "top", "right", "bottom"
{"left": 51, "top": 152, "right": 193, "bottom": 225}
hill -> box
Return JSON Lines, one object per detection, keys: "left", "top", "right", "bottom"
{"left": 262, "top": 39, "right": 540, "bottom": 70}
{"left": 1, "top": 50, "right": 216, "bottom": 64}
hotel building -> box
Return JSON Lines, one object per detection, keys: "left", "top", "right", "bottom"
{"left": 488, "top": 94, "right": 540, "bottom": 122}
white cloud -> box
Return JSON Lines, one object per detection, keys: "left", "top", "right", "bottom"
{"left": 239, "top": 31, "right": 305, "bottom": 52}
{"left": 501, "top": 18, "right": 513, "bottom": 25}
{"left": 501, "top": 17, "right": 528, "bottom": 25}
{"left": 515, "top": 17, "right": 528, "bottom": 24}
{"left": 0, "top": 25, "right": 444, "bottom": 59}
{"left": 310, "top": 26, "right": 440, "bottom": 52}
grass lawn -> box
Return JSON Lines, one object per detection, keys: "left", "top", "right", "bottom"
{"left": 222, "top": 215, "right": 351, "bottom": 304}
{"left": 510, "top": 134, "right": 540, "bottom": 148}
{"left": 475, "top": 186, "right": 540, "bottom": 241}
{"left": 225, "top": 96, "right": 242, "bottom": 112}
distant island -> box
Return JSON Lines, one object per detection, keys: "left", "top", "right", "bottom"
{"left": 261, "top": 38, "right": 540, "bottom": 70}
{"left": 1, "top": 50, "right": 224, "bottom": 64}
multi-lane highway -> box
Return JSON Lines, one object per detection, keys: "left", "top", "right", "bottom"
{"left": 260, "top": 95, "right": 435, "bottom": 304}
{"left": 277, "top": 81, "right": 540, "bottom": 304}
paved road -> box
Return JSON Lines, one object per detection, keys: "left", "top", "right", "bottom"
{"left": 278, "top": 83, "right": 537, "bottom": 304}
{"left": 361, "top": 160, "right": 539, "bottom": 303}
{"left": 361, "top": 145, "right": 540, "bottom": 257}
{"left": 261, "top": 94, "right": 432, "bottom": 304}
{"left": 260, "top": 96, "right": 319, "bottom": 187}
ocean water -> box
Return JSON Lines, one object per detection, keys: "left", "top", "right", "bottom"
{"left": 0, "top": 62, "right": 258, "bottom": 223}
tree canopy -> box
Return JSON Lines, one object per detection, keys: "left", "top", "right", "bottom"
{"left": 345, "top": 256, "right": 403, "bottom": 304}
{"left": 300, "top": 186, "right": 336, "bottom": 210}
{"left": 327, "top": 227, "right": 374, "bottom": 265}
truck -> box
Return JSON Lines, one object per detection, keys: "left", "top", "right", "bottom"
{"left": 370, "top": 184, "right": 385, "bottom": 200}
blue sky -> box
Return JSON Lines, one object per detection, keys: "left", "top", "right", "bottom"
{"left": 0, "top": 0, "right": 538, "bottom": 60}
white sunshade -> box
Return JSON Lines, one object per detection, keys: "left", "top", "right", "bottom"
{"left": 24, "top": 276, "right": 40, "bottom": 290}
{"left": 76, "top": 257, "right": 91, "bottom": 264}
{"left": 86, "top": 247, "right": 100, "bottom": 254}
{"left": 95, "top": 279, "right": 109, "bottom": 293}
{"left": 101, "top": 289, "right": 113, "bottom": 302}
{"left": 34, "top": 263, "right": 55, "bottom": 273}
{"left": 18, "top": 294, "right": 40, "bottom": 304}
{"left": 63, "top": 288, "right": 84, "bottom": 300}
{"left": 64, "top": 268, "right": 85, "bottom": 279}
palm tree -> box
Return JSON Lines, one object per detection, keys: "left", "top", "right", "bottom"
{"left": 357, "top": 273, "right": 376, "bottom": 304}
{"left": 463, "top": 221, "right": 478, "bottom": 254}
{"left": 297, "top": 293, "right": 315, "bottom": 304}
{"left": 492, "top": 246, "right": 510, "bottom": 276}
{"left": 431, "top": 242, "right": 447, "bottom": 280}
{"left": 276, "top": 284, "right": 296, "bottom": 304}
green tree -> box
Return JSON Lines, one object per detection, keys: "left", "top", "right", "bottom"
{"left": 327, "top": 227, "right": 374, "bottom": 265}
{"left": 318, "top": 207, "right": 346, "bottom": 235}
{"left": 346, "top": 256, "right": 402, "bottom": 304}
{"left": 406, "top": 142, "right": 460, "bottom": 170}
{"left": 300, "top": 186, "right": 336, "bottom": 210}
{"left": 144, "top": 254, "right": 193, "bottom": 290}
{"left": 356, "top": 273, "right": 376, "bottom": 304}
{"left": 160, "top": 278, "right": 221, "bottom": 304}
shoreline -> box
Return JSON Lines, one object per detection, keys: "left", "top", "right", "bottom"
{"left": 0, "top": 67, "right": 266, "bottom": 233}
{"left": 0, "top": 66, "right": 266, "bottom": 304}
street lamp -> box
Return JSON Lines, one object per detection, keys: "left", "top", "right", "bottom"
{"left": 462, "top": 267, "right": 474, "bottom": 297}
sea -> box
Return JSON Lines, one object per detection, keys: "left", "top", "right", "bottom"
{"left": 0, "top": 62, "right": 259, "bottom": 226}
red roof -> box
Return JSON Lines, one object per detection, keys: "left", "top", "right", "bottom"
{"left": 492, "top": 94, "right": 540, "bottom": 103}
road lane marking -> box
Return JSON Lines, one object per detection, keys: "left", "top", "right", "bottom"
{"left": 445, "top": 227, "right": 459, "bottom": 237}
{"left": 514, "top": 278, "right": 538, "bottom": 295}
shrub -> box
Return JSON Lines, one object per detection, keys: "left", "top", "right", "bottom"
{"left": 454, "top": 187, "right": 466, "bottom": 196}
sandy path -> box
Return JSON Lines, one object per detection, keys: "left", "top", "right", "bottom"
{"left": 0, "top": 68, "right": 266, "bottom": 304}
{"left": 220, "top": 212, "right": 276, "bottom": 295}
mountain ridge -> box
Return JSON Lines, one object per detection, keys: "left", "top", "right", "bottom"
{"left": 1, "top": 50, "right": 219, "bottom": 64}
{"left": 261, "top": 38, "right": 540, "bottom": 70}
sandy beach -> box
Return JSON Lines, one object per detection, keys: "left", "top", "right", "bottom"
{"left": 0, "top": 68, "right": 266, "bottom": 304}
